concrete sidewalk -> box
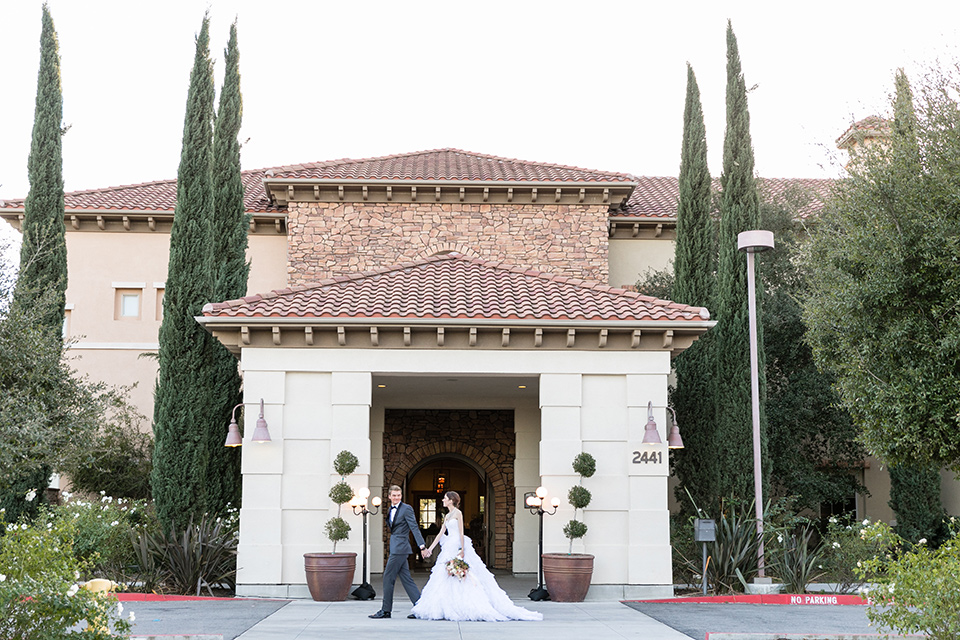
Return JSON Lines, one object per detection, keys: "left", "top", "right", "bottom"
{"left": 237, "top": 599, "right": 694, "bottom": 640}
{"left": 127, "top": 572, "right": 694, "bottom": 640}
{"left": 125, "top": 573, "right": 906, "bottom": 640}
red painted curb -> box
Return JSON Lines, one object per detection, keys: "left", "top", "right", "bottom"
{"left": 628, "top": 594, "right": 867, "bottom": 605}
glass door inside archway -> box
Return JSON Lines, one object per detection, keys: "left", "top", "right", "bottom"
{"left": 407, "top": 458, "right": 486, "bottom": 569}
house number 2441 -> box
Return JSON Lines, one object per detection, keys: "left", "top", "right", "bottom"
{"left": 632, "top": 450, "right": 663, "bottom": 464}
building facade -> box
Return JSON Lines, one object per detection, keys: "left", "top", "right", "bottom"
{"left": 6, "top": 146, "right": 945, "bottom": 597}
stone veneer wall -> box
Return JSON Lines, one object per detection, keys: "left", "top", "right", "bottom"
{"left": 382, "top": 409, "right": 515, "bottom": 570}
{"left": 286, "top": 202, "right": 610, "bottom": 284}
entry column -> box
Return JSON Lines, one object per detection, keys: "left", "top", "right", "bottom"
{"left": 539, "top": 373, "right": 583, "bottom": 552}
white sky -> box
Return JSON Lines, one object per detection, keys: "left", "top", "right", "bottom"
{"left": 2, "top": 0, "right": 959, "bottom": 252}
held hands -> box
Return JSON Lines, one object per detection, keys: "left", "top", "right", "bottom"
{"left": 422, "top": 547, "right": 432, "bottom": 558}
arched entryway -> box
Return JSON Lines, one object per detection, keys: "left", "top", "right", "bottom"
{"left": 382, "top": 408, "right": 515, "bottom": 570}
{"left": 406, "top": 456, "right": 489, "bottom": 565}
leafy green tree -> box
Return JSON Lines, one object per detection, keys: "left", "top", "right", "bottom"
{"left": 0, "top": 238, "right": 114, "bottom": 503}
{"left": 14, "top": 3, "right": 66, "bottom": 337}
{"left": 760, "top": 189, "right": 866, "bottom": 512}
{"left": 152, "top": 14, "right": 218, "bottom": 529}
{"left": 713, "top": 21, "right": 766, "bottom": 500}
{"left": 202, "top": 19, "right": 247, "bottom": 514}
{"left": 801, "top": 67, "right": 960, "bottom": 472}
{"left": 671, "top": 63, "right": 720, "bottom": 515}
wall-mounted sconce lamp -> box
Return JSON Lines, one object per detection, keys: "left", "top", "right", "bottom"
{"left": 224, "top": 398, "right": 271, "bottom": 447}
{"left": 641, "top": 401, "right": 684, "bottom": 449}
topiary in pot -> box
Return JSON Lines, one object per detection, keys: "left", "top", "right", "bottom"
{"left": 325, "top": 449, "right": 359, "bottom": 553}
{"left": 305, "top": 450, "right": 360, "bottom": 601}
{"left": 543, "top": 452, "right": 596, "bottom": 602}
{"left": 563, "top": 452, "right": 596, "bottom": 552}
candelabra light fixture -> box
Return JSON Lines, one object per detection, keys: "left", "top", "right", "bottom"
{"left": 525, "top": 486, "right": 560, "bottom": 601}
{"left": 350, "top": 487, "right": 382, "bottom": 600}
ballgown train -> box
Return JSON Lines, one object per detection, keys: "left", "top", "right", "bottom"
{"left": 410, "top": 525, "right": 543, "bottom": 621}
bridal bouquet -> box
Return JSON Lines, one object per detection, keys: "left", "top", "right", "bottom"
{"left": 445, "top": 557, "right": 470, "bottom": 580}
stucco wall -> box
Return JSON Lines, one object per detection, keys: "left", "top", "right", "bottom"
{"left": 233, "top": 347, "right": 673, "bottom": 599}
{"left": 61, "top": 231, "right": 288, "bottom": 426}
{"left": 608, "top": 237, "right": 676, "bottom": 289}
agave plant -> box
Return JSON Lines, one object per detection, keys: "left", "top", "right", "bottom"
{"left": 134, "top": 515, "right": 238, "bottom": 595}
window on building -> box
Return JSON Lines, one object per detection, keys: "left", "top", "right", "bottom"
{"left": 120, "top": 294, "right": 139, "bottom": 317}
{"left": 155, "top": 285, "right": 164, "bottom": 321}
{"left": 113, "top": 283, "right": 145, "bottom": 320}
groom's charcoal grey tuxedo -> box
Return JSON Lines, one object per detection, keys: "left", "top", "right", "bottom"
{"left": 381, "top": 501, "right": 426, "bottom": 613}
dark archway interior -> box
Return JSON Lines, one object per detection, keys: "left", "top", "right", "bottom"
{"left": 407, "top": 457, "right": 487, "bottom": 565}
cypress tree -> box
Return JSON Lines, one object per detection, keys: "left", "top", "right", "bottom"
{"left": 152, "top": 15, "right": 217, "bottom": 529}
{"left": 713, "top": 21, "right": 766, "bottom": 501}
{"left": 202, "top": 20, "right": 247, "bottom": 514}
{"left": 15, "top": 3, "right": 66, "bottom": 336}
{"left": 671, "top": 63, "right": 719, "bottom": 515}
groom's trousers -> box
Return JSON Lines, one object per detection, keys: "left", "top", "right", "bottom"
{"left": 381, "top": 553, "right": 420, "bottom": 612}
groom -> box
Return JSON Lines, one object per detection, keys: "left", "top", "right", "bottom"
{"left": 369, "top": 485, "right": 430, "bottom": 619}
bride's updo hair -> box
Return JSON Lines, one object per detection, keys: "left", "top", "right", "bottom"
{"left": 445, "top": 491, "right": 461, "bottom": 508}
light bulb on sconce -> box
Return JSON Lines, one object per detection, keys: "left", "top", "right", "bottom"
{"left": 550, "top": 497, "right": 561, "bottom": 508}
{"left": 372, "top": 496, "right": 382, "bottom": 507}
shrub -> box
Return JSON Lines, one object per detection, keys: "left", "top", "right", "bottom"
{"left": 0, "top": 510, "right": 133, "bottom": 638}
{"left": 55, "top": 493, "right": 158, "bottom": 582}
{"left": 818, "top": 515, "right": 888, "bottom": 594}
{"left": 856, "top": 520, "right": 960, "bottom": 640}
{"left": 0, "top": 465, "right": 50, "bottom": 525}
{"left": 66, "top": 400, "right": 152, "bottom": 500}
{"left": 669, "top": 512, "right": 702, "bottom": 588}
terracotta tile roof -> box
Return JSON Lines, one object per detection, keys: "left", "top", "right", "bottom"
{"left": 836, "top": 115, "right": 891, "bottom": 148}
{"left": 0, "top": 169, "right": 278, "bottom": 212}
{"left": 0, "top": 148, "right": 830, "bottom": 222}
{"left": 617, "top": 176, "right": 832, "bottom": 219}
{"left": 264, "top": 148, "right": 638, "bottom": 183}
{"left": 203, "top": 253, "right": 710, "bottom": 323}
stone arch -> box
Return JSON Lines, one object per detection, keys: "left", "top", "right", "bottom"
{"left": 382, "top": 410, "right": 515, "bottom": 570}
{"left": 411, "top": 241, "right": 482, "bottom": 261}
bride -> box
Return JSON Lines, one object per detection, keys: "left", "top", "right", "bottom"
{"left": 411, "top": 491, "right": 543, "bottom": 622}
{"left": 410, "top": 491, "right": 543, "bottom": 622}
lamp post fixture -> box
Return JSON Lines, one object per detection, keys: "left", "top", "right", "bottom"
{"left": 737, "top": 229, "right": 775, "bottom": 579}
{"left": 351, "top": 488, "right": 382, "bottom": 600}
{"left": 525, "top": 486, "right": 560, "bottom": 601}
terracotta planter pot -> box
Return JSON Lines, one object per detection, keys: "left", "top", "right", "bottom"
{"left": 542, "top": 553, "right": 594, "bottom": 602}
{"left": 303, "top": 552, "right": 357, "bottom": 601}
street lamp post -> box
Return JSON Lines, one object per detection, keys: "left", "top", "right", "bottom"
{"left": 525, "top": 486, "right": 560, "bottom": 601}
{"left": 737, "top": 229, "right": 774, "bottom": 580}
{"left": 351, "top": 488, "right": 382, "bottom": 600}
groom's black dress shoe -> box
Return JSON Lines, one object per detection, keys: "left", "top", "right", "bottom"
{"left": 407, "top": 614, "right": 416, "bottom": 619}
{"left": 369, "top": 610, "right": 391, "bottom": 619}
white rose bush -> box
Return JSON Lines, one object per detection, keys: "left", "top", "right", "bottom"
{"left": 0, "top": 510, "right": 132, "bottom": 639}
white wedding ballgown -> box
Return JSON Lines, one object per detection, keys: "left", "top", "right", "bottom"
{"left": 410, "top": 521, "right": 543, "bottom": 621}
